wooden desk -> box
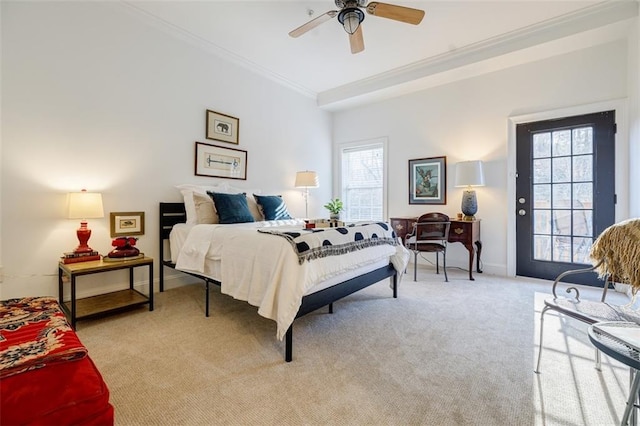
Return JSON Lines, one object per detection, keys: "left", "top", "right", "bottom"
{"left": 390, "top": 217, "right": 482, "bottom": 280}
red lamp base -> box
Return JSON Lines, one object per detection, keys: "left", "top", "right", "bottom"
{"left": 74, "top": 221, "right": 95, "bottom": 254}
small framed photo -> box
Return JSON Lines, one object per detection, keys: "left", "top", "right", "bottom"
{"left": 110, "top": 211, "right": 145, "bottom": 237}
{"left": 409, "top": 156, "right": 447, "bottom": 204}
{"left": 206, "top": 109, "right": 239, "bottom": 144}
{"left": 195, "top": 141, "right": 247, "bottom": 180}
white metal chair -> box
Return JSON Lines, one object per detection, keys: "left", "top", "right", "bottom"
{"left": 534, "top": 218, "right": 640, "bottom": 374}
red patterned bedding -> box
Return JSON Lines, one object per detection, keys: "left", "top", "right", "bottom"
{"left": 0, "top": 296, "right": 113, "bottom": 425}
{"left": 0, "top": 296, "right": 88, "bottom": 378}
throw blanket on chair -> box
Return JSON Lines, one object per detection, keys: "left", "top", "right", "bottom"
{"left": 258, "top": 222, "right": 398, "bottom": 264}
{"left": 590, "top": 218, "right": 640, "bottom": 294}
{"left": 0, "top": 297, "right": 88, "bottom": 378}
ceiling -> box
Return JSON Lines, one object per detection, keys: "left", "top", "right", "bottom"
{"left": 123, "top": 1, "right": 639, "bottom": 110}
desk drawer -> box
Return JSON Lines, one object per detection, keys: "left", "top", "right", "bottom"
{"left": 390, "top": 218, "right": 416, "bottom": 243}
{"left": 449, "top": 222, "right": 472, "bottom": 243}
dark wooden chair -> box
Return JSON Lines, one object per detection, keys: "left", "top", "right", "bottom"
{"left": 404, "top": 213, "right": 451, "bottom": 282}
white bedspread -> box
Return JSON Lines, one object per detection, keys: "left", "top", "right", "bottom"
{"left": 175, "top": 221, "right": 409, "bottom": 339}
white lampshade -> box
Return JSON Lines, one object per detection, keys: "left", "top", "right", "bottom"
{"left": 454, "top": 161, "right": 485, "bottom": 187}
{"left": 294, "top": 171, "right": 319, "bottom": 188}
{"left": 67, "top": 190, "right": 104, "bottom": 219}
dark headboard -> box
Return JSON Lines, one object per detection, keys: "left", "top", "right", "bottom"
{"left": 159, "top": 202, "right": 186, "bottom": 291}
{"left": 159, "top": 202, "right": 186, "bottom": 240}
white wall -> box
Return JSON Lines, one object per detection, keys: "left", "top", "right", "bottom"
{"left": 0, "top": 0, "right": 3, "bottom": 284}
{"left": 0, "top": 2, "right": 332, "bottom": 298}
{"left": 630, "top": 15, "right": 640, "bottom": 217}
{"left": 333, "top": 40, "right": 631, "bottom": 275}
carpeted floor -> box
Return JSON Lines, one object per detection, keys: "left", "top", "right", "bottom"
{"left": 76, "top": 268, "right": 633, "bottom": 425}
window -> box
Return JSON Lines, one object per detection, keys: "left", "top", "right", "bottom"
{"left": 338, "top": 139, "right": 387, "bottom": 221}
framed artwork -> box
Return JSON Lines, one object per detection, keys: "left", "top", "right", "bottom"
{"left": 110, "top": 211, "right": 145, "bottom": 237}
{"left": 408, "top": 156, "right": 447, "bottom": 204}
{"left": 195, "top": 141, "right": 247, "bottom": 180}
{"left": 206, "top": 109, "right": 239, "bottom": 144}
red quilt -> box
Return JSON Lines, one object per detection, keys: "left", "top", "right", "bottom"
{"left": 0, "top": 296, "right": 88, "bottom": 378}
{"left": 0, "top": 296, "right": 114, "bottom": 425}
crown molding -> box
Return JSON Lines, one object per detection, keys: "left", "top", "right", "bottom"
{"left": 118, "top": 1, "right": 317, "bottom": 100}
{"left": 318, "top": 0, "right": 639, "bottom": 108}
{"left": 117, "top": 1, "right": 637, "bottom": 109}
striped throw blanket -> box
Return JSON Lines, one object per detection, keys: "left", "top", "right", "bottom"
{"left": 258, "top": 222, "right": 398, "bottom": 264}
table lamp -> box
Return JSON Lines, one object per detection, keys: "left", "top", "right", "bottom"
{"left": 67, "top": 189, "right": 104, "bottom": 253}
{"left": 294, "top": 171, "right": 319, "bottom": 218}
{"left": 454, "top": 161, "right": 485, "bottom": 221}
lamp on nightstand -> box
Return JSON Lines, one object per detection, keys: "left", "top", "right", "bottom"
{"left": 67, "top": 189, "right": 104, "bottom": 253}
{"left": 454, "top": 161, "right": 485, "bottom": 221}
{"left": 295, "top": 171, "right": 319, "bottom": 218}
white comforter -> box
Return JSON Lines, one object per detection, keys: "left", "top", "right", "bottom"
{"left": 174, "top": 221, "right": 409, "bottom": 339}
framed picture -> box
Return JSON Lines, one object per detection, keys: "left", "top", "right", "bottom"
{"left": 408, "top": 156, "right": 447, "bottom": 204}
{"left": 195, "top": 141, "right": 247, "bottom": 180}
{"left": 110, "top": 211, "right": 145, "bottom": 237}
{"left": 206, "top": 109, "right": 239, "bottom": 144}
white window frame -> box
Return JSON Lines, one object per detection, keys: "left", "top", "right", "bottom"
{"left": 334, "top": 137, "right": 389, "bottom": 221}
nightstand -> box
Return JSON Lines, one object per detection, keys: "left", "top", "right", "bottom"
{"left": 58, "top": 256, "right": 154, "bottom": 328}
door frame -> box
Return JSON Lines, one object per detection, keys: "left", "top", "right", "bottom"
{"left": 506, "top": 99, "right": 629, "bottom": 277}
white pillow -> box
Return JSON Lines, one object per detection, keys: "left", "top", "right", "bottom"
{"left": 176, "top": 183, "right": 229, "bottom": 224}
{"left": 192, "top": 192, "right": 218, "bottom": 224}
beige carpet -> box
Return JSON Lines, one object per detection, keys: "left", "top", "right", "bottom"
{"left": 76, "top": 268, "right": 633, "bottom": 425}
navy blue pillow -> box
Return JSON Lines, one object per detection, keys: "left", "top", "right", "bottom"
{"left": 207, "top": 192, "right": 255, "bottom": 224}
{"left": 253, "top": 194, "right": 292, "bottom": 220}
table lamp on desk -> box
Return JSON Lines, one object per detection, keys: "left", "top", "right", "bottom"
{"left": 454, "top": 160, "right": 485, "bottom": 221}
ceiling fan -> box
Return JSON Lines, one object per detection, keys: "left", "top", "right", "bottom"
{"left": 288, "top": 0, "right": 425, "bottom": 54}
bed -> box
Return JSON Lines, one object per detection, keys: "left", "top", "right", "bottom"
{"left": 0, "top": 296, "right": 114, "bottom": 425}
{"left": 159, "top": 188, "right": 409, "bottom": 362}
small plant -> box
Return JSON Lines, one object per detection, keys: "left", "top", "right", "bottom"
{"left": 324, "top": 198, "right": 344, "bottom": 215}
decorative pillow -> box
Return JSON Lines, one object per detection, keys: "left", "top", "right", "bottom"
{"left": 206, "top": 192, "right": 255, "bottom": 224}
{"left": 192, "top": 192, "right": 218, "bottom": 224}
{"left": 227, "top": 185, "right": 264, "bottom": 221}
{"left": 176, "top": 183, "right": 229, "bottom": 224}
{"left": 253, "top": 194, "right": 292, "bottom": 221}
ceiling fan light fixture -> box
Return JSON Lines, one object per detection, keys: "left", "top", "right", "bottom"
{"left": 338, "top": 7, "right": 364, "bottom": 35}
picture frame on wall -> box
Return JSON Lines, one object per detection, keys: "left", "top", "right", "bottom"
{"left": 110, "top": 211, "right": 145, "bottom": 237}
{"left": 206, "top": 109, "right": 239, "bottom": 144}
{"left": 195, "top": 141, "right": 247, "bottom": 180}
{"left": 408, "top": 156, "right": 447, "bottom": 204}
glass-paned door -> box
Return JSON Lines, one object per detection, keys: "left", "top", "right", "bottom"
{"left": 516, "top": 111, "right": 615, "bottom": 285}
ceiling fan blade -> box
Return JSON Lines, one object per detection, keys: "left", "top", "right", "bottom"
{"left": 289, "top": 10, "right": 338, "bottom": 38}
{"left": 349, "top": 25, "right": 364, "bottom": 54}
{"left": 366, "top": 2, "right": 425, "bottom": 25}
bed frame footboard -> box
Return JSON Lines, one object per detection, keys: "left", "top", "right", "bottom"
{"left": 285, "top": 263, "right": 398, "bottom": 362}
{"left": 159, "top": 202, "right": 399, "bottom": 362}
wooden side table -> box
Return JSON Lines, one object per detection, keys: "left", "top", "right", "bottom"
{"left": 58, "top": 256, "right": 154, "bottom": 329}
{"left": 390, "top": 217, "right": 482, "bottom": 280}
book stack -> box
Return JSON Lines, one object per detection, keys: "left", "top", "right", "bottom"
{"left": 61, "top": 251, "right": 101, "bottom": 264}
{"left": 305, "top": 219, "right": 346, "bottom": 229}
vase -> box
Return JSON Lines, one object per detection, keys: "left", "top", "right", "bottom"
{"left": 330, "top": 213, "right": 341, "bottom": 220}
